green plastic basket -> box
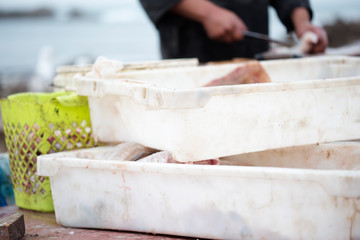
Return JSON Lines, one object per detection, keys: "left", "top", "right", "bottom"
{"left": 0, "top": 91, "right": 96, "bottom": 212}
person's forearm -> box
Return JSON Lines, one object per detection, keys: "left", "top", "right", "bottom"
{"left": 170, "top": 0, "right": 221, "bottom": 23}
{"left": 291, "top": 6, "right": 328, "bottom": 53}
{"left": 291, "top": 7, "right": 312, "bottom": 36}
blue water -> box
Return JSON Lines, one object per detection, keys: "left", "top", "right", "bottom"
{"left": 0, "top": 18, "right": 160, "bottom": 74}
{"left": 0, "top": 0, "right": 359, "bottom": 74}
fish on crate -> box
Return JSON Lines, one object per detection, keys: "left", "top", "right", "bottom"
{"left": 103, "top": 142, "right": 219, "bottom": 165}
{"left": 138, "top": 151, "right": 220, "bottom": 165}
{"left": 203, "top": 60, "right": 271, "bottom": 87}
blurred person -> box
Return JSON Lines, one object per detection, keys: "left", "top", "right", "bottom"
{"left": 140, "top": 0, "right": 328, "bottom": 62}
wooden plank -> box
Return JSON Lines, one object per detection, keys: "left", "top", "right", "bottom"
{"left": 0, "top": 213, "right": 25, "bottom": 240}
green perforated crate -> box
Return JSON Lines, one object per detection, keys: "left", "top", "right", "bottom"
{"left": 0, "top": 91, "right": 96, "bottom": 212}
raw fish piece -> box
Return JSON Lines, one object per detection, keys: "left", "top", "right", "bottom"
{"left": 103, "top": 142, "right": 157, "bottom": 161}
{"left": 203, "top": 61, "right": 271, "bottom": 87}
{"left": 259, "top": 31, "right": 319, "bottom": 58}
{"left": 297, "top": 31, "right": 319, "bottom": 54}
{"left": 138, "top": 151, "right": 220, "bottom": 165}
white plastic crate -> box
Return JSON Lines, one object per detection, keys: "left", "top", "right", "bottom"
{"left": 37, "top": 142, "right": 360, "bottom": 239}
{"left": 77, "top": 56, "right": 360, "bottom": 161}
{"left": 54, "top": 58, "right": 199, "bottom": 91}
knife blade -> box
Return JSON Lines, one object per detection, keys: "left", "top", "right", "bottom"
{"left": 243, "top": 31, "right": 294, "bottom": 47}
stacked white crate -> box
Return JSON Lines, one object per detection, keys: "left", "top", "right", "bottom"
{"left": 38, "top": 56, "right": 360, "bottom": 239}
{"left": 76, "top": 56, "right": 360, "bottom": 161}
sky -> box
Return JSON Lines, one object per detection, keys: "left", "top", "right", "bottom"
{"left": 0, "top": 0, "right": 140, "bottom": 11}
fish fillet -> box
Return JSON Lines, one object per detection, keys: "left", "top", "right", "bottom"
{"left": 203, "top": 61, "right": 271, "bottom": 87}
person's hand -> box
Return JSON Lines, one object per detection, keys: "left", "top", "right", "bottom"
{"left": 171, "top": 0, "right": 247, "bottom": 44}
{"left": 292, "top": 7, "right": 328, "bottom": 53}
{"left": 295, "top": 22, "right": 328, "bottom": 53}
{"left": 201, "top": 7, "right": 248, "bottom": 43}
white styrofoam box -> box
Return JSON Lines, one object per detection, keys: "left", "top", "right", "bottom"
{"left": 37, "top": 142, "right": 360, "bottom": 240}
{"left": 76, "top": 56, "right": 360, "bottom": 161}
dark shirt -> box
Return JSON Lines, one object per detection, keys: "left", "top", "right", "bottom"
{"left": 140, "top": 0, "right": 313, "bottom": 62}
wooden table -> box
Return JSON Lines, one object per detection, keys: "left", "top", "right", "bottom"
{"left": 0, "top": 205, "right": 197, "bottom": 240}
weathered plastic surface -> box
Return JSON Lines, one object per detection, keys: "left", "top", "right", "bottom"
{"left": 54, "top": 58, "right": 199, "bottom": 91}
{"left": 77, "top": 56, "right": 360, "bottom": 161}
{"left": 37, "top": 142, "right": 360, "bottom": 240}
